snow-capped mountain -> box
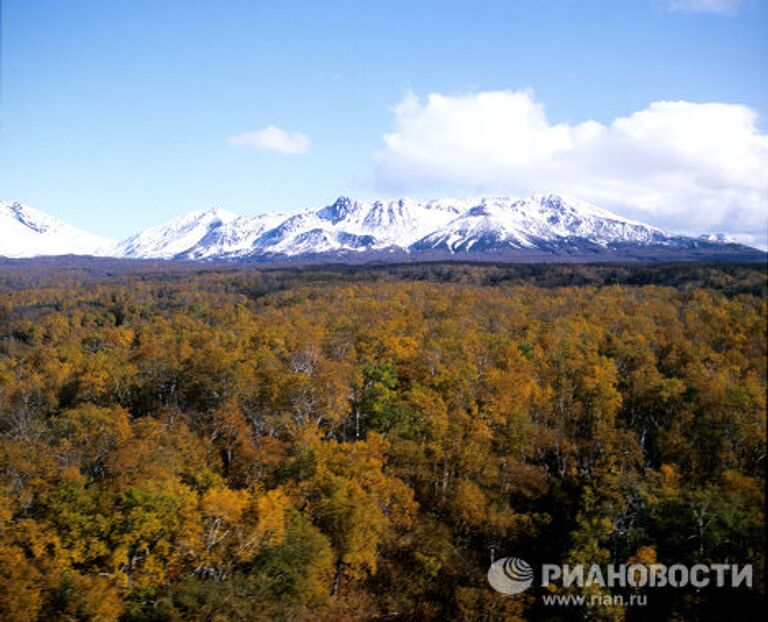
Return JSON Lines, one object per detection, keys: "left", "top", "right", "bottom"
{"left": 412, "top": 194, "right": 672, "bottom": 253}
{"left": 1, "top": 195, "right": 761, "bottom": 262}
{"left": 0, "top": 201, "right": 114, "bottom": 258}
{"left": 115, "top": 207, "right": 290, "bottom": 260}
{"left": 112, "top": 197, "right": 468, "bottom": 260}
{"left": 107, "top": 194, "right": 742, "bottom": 261}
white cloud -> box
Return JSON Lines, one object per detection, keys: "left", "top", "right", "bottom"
{"left": 376, "top": 90, "right": 768, "bottom": 245}
{"left": 229, "top": 126, "right": 310, "bottom": 155}
{"left": 667, "top": 0, "right": 743, "bottom": 15}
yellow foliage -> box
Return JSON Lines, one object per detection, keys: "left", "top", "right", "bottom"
{"left": 452, "top": 480, "right": 487, "bottom": 529}
{"left": 0, "top": 543, "right": 43, "bottom": 622}
{"left": 67, "top": 574, "right": 125, "bottom": 622}
{"left": 201, "top": 487, "right": 251, "bottom": 524}
{"left": 254, "top": 488, "right": 291, "bottom": 547}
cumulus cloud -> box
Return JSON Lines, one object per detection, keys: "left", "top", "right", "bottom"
{"left": 376, "top": 90, "right": 768, "bottom": 245}
{"left": 229, "top": 126, "right": 310, "bottom": 154}
{"left": 667, "top": 0, "right": 743, "bottom": 15}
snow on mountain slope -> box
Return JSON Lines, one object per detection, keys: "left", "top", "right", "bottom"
{"left": 113, "top": 196, "right": 467, "bottom": 259}
{"left": 115, "top": 208, "right": 239, "bottom": 259}
{"left": 0, "top": 201, "right": 114, "bottom": 258}
{"left": 413, "top": 194, "right": 671, "bottom": 252}
{"left": 182, "top": 212, "right": 291, "bottom": 260}
{"left": 246, "top": 197, "right": 464, "bottom": 256}
{"left": 2, "top": 195, "right": 757, "bottom": 261}
{"left": 115, "top": 207, "right": 293, "bottom": 260}
{"left": 314, "top": 196, "right": 464, "bottom": 247}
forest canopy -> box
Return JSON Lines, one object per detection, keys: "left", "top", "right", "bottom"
{"left": 0, "top": 261, "right": 765, "bottom": 621}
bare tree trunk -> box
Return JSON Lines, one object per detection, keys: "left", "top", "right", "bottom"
{"left": 332, "top": 559, "right": 343, "bottom": 596}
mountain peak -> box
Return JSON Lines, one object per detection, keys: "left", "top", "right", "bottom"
{"left": 1, "top": 200, "right": 114, "bottom": 258}
{"left": 185, "top": 206, "right": 238, "bottom": 222}
{"left": 316, "top": 196, "right": 365, "bottom": 224}
{"left": 2, "top": 195, "right": 761, "bottom": 261}
{"left": 2, "top": 201, "right": 57, "bottom": 234}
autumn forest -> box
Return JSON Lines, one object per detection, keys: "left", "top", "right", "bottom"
{"left": 0, "top": 260, "right": 765, "bottom": 621}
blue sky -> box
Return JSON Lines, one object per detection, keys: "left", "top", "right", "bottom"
{"left": 1, "top": 0, "right": 766, "bottom": 244}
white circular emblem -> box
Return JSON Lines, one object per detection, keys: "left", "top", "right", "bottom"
{"left": 487, "top": 556, "right": 534, "bottom": 594}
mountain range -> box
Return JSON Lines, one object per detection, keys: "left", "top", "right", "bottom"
{"left": 1, "top": 195, "right": 763, "bottom": 263}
